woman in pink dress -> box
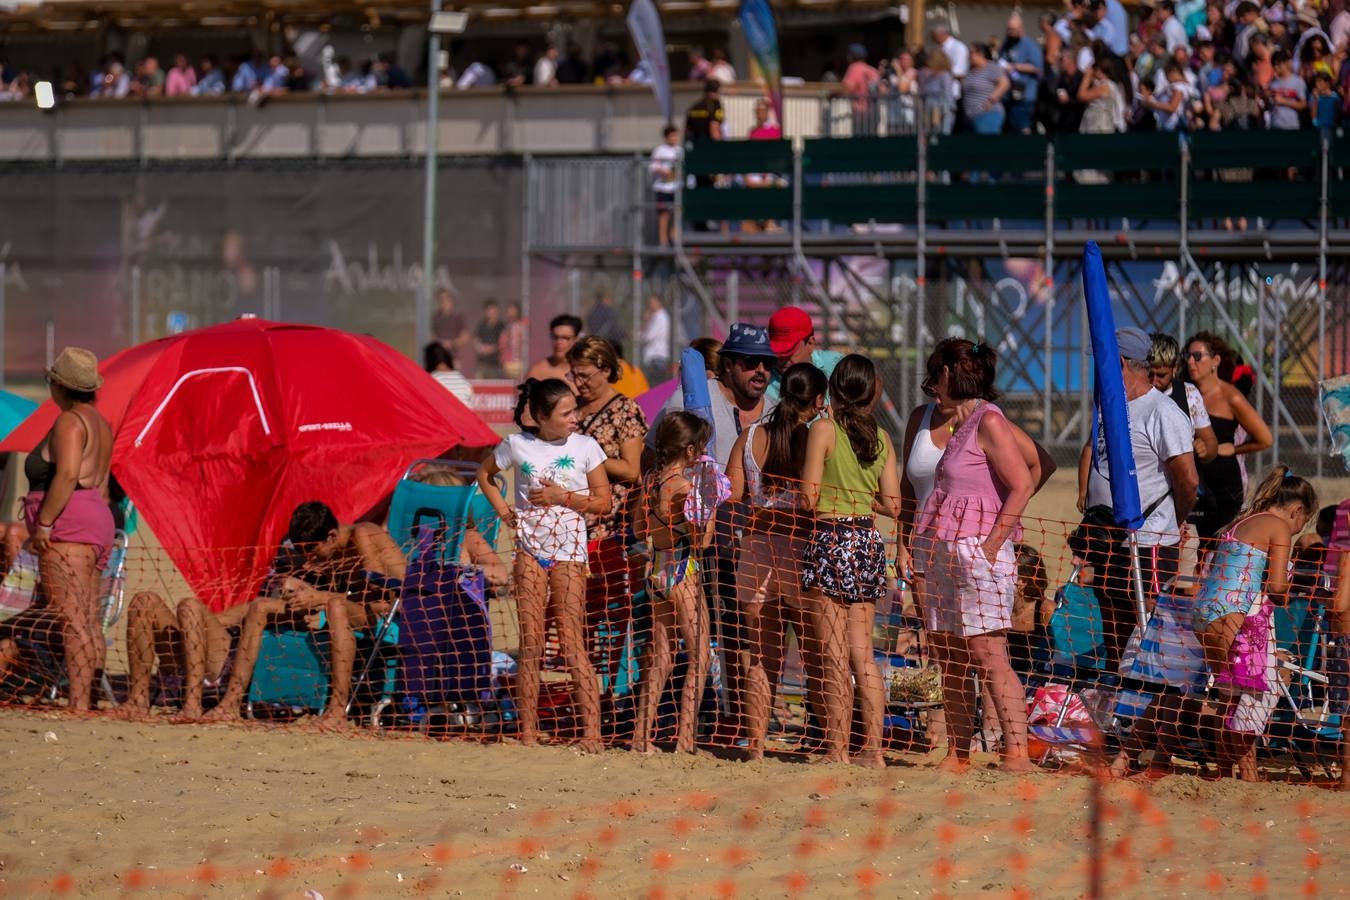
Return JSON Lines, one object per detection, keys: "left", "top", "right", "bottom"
{"left": 909, "top": 339, "right": 1035, "bottom": 772}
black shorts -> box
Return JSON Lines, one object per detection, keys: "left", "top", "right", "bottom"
{"left": 654, "top": 190, "right": 674, "bottom": 211}
{"left": 801, "top": 517, "right": 888, "bottom": 604}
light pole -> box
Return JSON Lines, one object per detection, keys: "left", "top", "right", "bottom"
{"left": 419, "top": 7, "right": 467, "bottom": 353}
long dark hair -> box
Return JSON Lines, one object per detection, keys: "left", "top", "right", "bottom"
{"left": 513, "top": 377, "right": 573, "bottom": 434}
{"left": 925, "top": 338, "right": 999, "bottom": 401}
{"left": 828, "top": 354, "right": 881, "bottom": 466}
{"left": 761, "top": 363, "right": 827, "bottom": 488}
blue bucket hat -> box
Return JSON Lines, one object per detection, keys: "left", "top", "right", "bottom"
{"left": 720, "top": 323, "right": 776, "bottom": 359}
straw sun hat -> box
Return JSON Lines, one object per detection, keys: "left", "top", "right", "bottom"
{"left": 46, "top": 347, "right": 104, "bottom": 393}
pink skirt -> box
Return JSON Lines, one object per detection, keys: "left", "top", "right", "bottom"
{"left": 22, "top": 489, "right": 115, "bottom": 571}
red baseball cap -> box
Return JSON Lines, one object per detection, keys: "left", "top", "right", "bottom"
{"left": 768, "top": 306, "right": 813, "bottom": 356}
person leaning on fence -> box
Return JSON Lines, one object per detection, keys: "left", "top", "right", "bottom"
{"left": 477, "top": 378, "right": 611, "bottom": 753}
{"left": 909, "top": 339, "right": 1036, "bottom": 774}
{"left": 800, "top": 354, "right": 901, "bottom": 769}
{"left": 1076, "top": 327, "right": 1199, "bottom": 667}
{"left": 726, "top": 362, "right": 828, "bottom": 762}
{"left": 202, "top": 502, "right": 407, "bottom": 730}
{"left": 19, "top": 348, "right": 115, "bottom": 713}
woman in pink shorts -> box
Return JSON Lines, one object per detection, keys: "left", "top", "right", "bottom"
{"left": 20, "top": 348, "right": 115, "bottom": 712}
{"left": 910, "top": 339, "right": 1035, "bottom": 773}
{"left": 727, "top": 362, "right": 827, "bottom": 760}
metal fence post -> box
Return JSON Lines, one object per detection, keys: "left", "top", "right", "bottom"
{"left": 1043, "top": 139, "right": 1055, "bottom": 445}
{"left": 914, "top": 116, "right": 927, "bottom": 397}
{"left": 632, "top": 153, "right": 644, "bottom": 353}
{"left": 1317, "top": 134, "right": 1329, "bottom": 479}
{"left": 418, "top": 0, "right": 443, "bottom": 356}
{"left": 130, "top": 265, "right": 142, "bottom": 346}
{"left": 521, "top": 152, "right": 533, "bottom": 367}
{"left": 0, "top": 261, "right": 5, "bottom": 388}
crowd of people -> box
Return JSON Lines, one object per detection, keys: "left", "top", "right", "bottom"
{"left": 0, "top": 308, "right": 1347, "bottom": 786}
{"left": 795, "top": 0, "right": 1349, "bottom": 136}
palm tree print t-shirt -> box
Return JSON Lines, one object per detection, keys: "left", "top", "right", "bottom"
{"left": 494, "top": 431, "right": 607, "bottom": 563}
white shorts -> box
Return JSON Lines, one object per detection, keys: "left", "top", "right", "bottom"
{"left": 1225, "top": 690, "right": 1279, "bottom": 735}
{"left": 917, "top": 535, "right": 1016, "bottom": 638}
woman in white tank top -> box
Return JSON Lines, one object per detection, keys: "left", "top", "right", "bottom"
{"left": 726, "top": 363, "right": 828, "bottom": 761}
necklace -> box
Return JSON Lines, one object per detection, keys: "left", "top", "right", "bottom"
{"left": 948, "top": 399, "right": 982, "bottom": 433}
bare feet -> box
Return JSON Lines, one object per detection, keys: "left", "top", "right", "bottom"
{"left": 106, "top": 704, "right": 155, "bottom": 722}
{"left": 302, "top": 710, "right": 352, "bottom": 733}
{"left": 201, "top": 702, "right": 242, "bottom": 723}
{"left": 518, "top": 731, "right": 539, "bottom": 747}
{"left": 629, "top": 742, "right": 660, "bottom": 756}
{"left": 936, "top": 754, "right": 971, "bottom": 774}
{"left": 169, "top": 703, "right": 206, "bottom": 723}
{"left": 852, "top": 751, "right": 886, "bottom": 770}
{"left": 576, "top": 736, "right": 604, "bottom": 755}
{"left": 812, "top": 752, "right": 850, "bottom": 766}
{"left": 999, "top": 753, "right": 1035, "bottom": 774}
{"left": 744, "top": 746, "right": 766, "bottom": 763}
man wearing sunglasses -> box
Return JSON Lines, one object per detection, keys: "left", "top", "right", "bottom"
{"left": 645, "top": 322, "right": 778, "bottom": 466}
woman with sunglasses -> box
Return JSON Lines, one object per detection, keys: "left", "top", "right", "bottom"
{"left": 906, "top": 339, "right": 1037, "bottom": 773}
{"left": 1183, "top": 332, "right": 1272, "bottom": 541}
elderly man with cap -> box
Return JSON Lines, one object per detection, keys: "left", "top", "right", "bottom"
{"left": 1075, "top": 326, "right": 1198, "bottom": 666}
{"left": 765, "top": 306, "right": 844, "bottom": 405}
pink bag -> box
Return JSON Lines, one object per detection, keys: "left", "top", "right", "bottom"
{"left": 1214, "top": 600, "right": 1274, "bottom": 694}
{"left": 1028, "top": 683, "right": 1091, "bottom": 726}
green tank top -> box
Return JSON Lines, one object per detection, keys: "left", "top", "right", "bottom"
{"left": 818, "top": 421, "right": 887, "bottom": 518}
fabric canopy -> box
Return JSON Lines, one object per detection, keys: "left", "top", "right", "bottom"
{"left": 3, "top": 317, "right": 498, "bottom": 610}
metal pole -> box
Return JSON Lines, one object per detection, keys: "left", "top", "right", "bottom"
{"left": 521, "top": 152, "right": 532, "bottom": 372}
{"left": 1318, "top": 135, "right": 1329, "bottom": 479}
{"left": 1255, "top": 267, "right": 1267, "bottom": 472}
{"left": 727, "top": 270, "right": 739, "bottom": 325}
{"left": 0, "top": 262, "right": 5, "bottom": 388}
{"left": 1043, "top": 139, "right": 1054, "bottom": 445}
{"left": 792, "top": 141, "right": 803, "bottom": 308}
{"left": 46, "top": 319, "right": 55, "bottom": 368}
{"left": 1129, "top": 535, "right": 1148, "bottom": 634}
{"left": 632, "top": 153, "right": 644, "bottom": 355}
{"left": 418, "top": 0, "right": 443, "bottom": 356}
{"left": 130, "top": 265, "right": 142, "bottom": 345}
{"left": 1272, "top": 274, "right": 1283, "bottom": 466}
{"left": 915, "top": 117, "right": 927, "bottom": 396}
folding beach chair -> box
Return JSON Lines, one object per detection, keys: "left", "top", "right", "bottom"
{"left": 0, "top": 530, "right": 129, "bottom": 706}
{"left": 1266, "top": 591, "right": 1343, "bottom": 779}
{"left": 361, "top": 459, "right": 504, "bottom": 730}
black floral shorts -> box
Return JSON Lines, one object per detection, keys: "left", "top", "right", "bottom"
{"left": 801, "top": 516, "right": 888, "bottom": 604}
{"left": 1329, "top": 639, "right": 1349, "bottom": 716}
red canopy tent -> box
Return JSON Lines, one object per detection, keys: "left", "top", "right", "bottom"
{"left": 2, "top": 317, "right": 498, "bottom": 611}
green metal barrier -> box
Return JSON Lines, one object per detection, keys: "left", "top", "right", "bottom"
{"left": 1054, "top": 132, "right": 1181, "bottom": 220}
{"left": 1188, "top": 130, "right": 1322, "bottom": 219}
{"left": 679, "top": 130, "right": 1339, "bottom": 228}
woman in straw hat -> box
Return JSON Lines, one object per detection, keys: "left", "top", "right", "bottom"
{"left": 16, "top": 348, "right": 114, "bottom": 712}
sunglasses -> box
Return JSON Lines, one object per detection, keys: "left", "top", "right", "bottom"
{"left": 1187, "top": 351, "right": 1209, "bottom": 362}
{"left": 727, "top": 354, "right": 776, "bottom": 372}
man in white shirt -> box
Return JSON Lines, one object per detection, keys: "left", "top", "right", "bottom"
{"left": 931, "top": 23, "right": 969, "bottom": 98}
{"left": 639, "top": 295, "right": 672, "bottom": 384}
{"left": 1076, "top": 327, "right": 1198, "bottom": 665}
{"left": 533, "top": 45, "right": 559, "bottom": 87}
{"left": 1158, "top": 0, "right": 1191, "bottom": 55}
{"left": 649, "top": 125, "right": 682, "bottom": 246}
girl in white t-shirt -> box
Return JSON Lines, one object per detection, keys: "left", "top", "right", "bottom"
{"left": 478, "top": 378, "right": 611, "bottom": 752}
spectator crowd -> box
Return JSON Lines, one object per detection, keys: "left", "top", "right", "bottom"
{"left": 813, "top": 0, "right": 1349, "bottom": 136}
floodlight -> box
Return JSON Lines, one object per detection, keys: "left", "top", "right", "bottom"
{"left": 429, "top": 10, "right": 468, "bottom": 34}
{"left": 35, "top": 81, "right": 55, "bottom": 111}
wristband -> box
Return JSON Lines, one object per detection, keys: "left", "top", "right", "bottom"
{"left": 37, "top": 521, "right": 54, "bottom": 531}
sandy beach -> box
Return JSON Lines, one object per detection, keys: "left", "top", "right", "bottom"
{"left": 0, "top": 709, "right": 1344, "bottom": 898}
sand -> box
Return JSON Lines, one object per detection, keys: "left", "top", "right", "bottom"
{"left": 0, "top": 710, "right": 1344, "bottom": 898}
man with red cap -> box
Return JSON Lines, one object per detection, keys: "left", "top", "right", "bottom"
{"left": 765, "top": 306, "right": 845, "bottom": 404}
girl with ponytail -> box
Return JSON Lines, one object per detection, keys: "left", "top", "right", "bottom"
{"left": 478, "top": 378, "right": 611, "bottom": 752}
{"left": 1192, "top": 465, "right": 1316, "bottom": 780}
{"left": 726, "top": 362, "right": 829, "bottom": 760}
{"left": 799, "top": 355, "right": 902, "bottom": 767}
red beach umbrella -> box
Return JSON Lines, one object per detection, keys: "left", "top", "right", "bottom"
{"left": 3, "top": 317, "right": 497, "bottom": 610}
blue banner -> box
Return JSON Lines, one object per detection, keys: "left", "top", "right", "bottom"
{"left": 1083, "top": 241, "right": 1142, "bottom": 530}
{"left": 680, "top": 345, "right": 715, "bottom": 449}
